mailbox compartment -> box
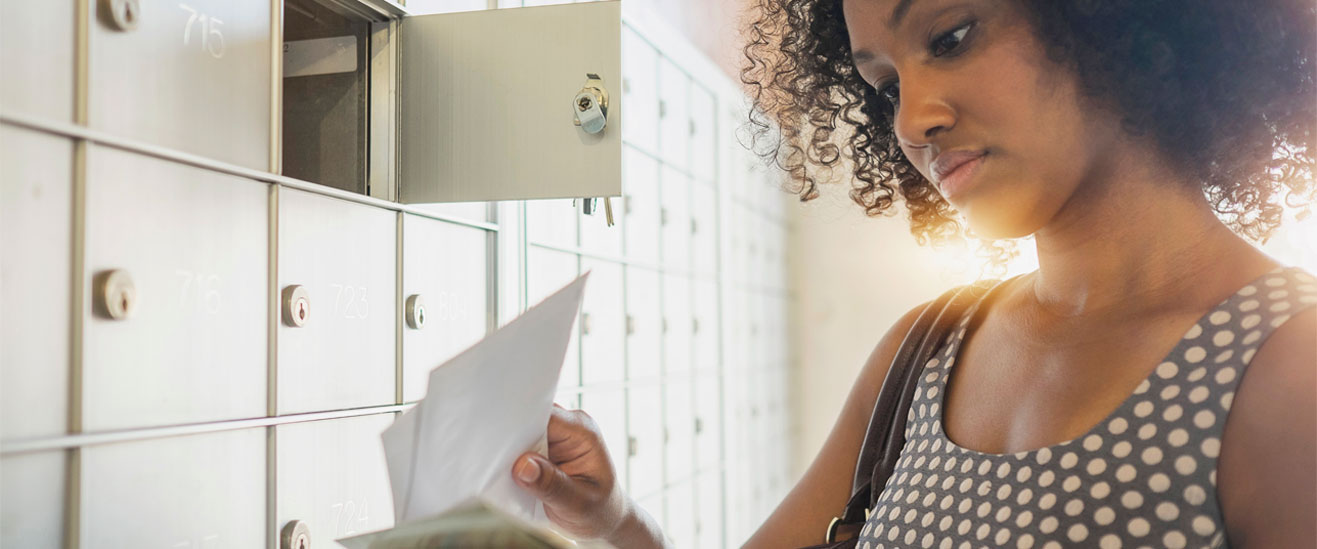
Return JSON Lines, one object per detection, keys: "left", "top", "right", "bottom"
{"left": 400, "top": 2, "right": 622, "bottom": 203}
{"left": 689, "top": 85, "right": 717, "bottom": 182}
{"left": 627, "top": 384, "right": 663, "bottom": 498}
{"left": 694, "top": 374, "right": 722, "bottom": 468}
{"left": 1, "top": 127, "right": 72, "bottom": 440}
{"left": 662, "top": 274, "right": 692, "bottom": 376}
{"left": 664, "top": 377, "right": 694, "bottom": 482}
{"left": 277, "top": 414, "right": 396, "bottom": 542}
{"left": 623, "top": 146, "right": 660, "bottom": 264}
{"left": 691, "top": 279, "right": 719, "bottom": 371}
{"left": 401, "top": 215, "right": 489, "bottom": 402}
{"left": 83, "top": 146, "right": 268, "bottom": 431}
{"left": 625, "top": 266, "right": 661, "bottom": 381}
{"left": 89, "top": 0, "right": 271, "bottom": 169}
{"left": 579, "top": 389, "right": 628, "bottom": 492}
{"left": 665, "top": 481, "right": 696, "bottom": 549}
{"left": 1, "top": 452, "right": 65, "bottom": 549}
{"left": 278, "top": 188, "right": 396, "bottom": 414}
{"left": 660, "top": 165, "right": 692, "bottom": 272}
{"left": 526, "top": 199, "right": 578, "bottom": 250}
{"left": 81, "top": 429, "right": 266, "bottom": 548}
{"left": 621, "top": 24, "right": 659, "bottom": 154}
{"left": 657, "top": 57, "right": 690, "bottom": 170}
{"left": 580, "top": 259, "right": 624, "bottom": 386}
{"left": 690, "top": 183, "right": 718, "bottom": 277}
{"left": 527, "top": 247, "right": 581, "bottom": 389}
{"left": 1, "top": 0, "right": 73, "bottom": 120}
{"left": 695, "top": 472, "right": 725, "bottom": 549}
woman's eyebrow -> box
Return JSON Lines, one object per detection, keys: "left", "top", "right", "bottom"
{"left": 888, "top": 0, "right": 919, "bottom": 30}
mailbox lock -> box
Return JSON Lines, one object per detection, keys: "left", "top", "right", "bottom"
{"left": 282, "top": 285, "right": 311, "bottom": 328}
{"left": 94, "top": 269, "right": 138, "bottom": 320}
{"left": 99, "top": 0, "right": 140, "bottom": 32}
{"left": 572, "top": 73, "right": 609, "bottom": 135}
{"left": 405, "top": 294, "right": 427, "bottom": 330}
{"left": 281, "top": 520, "right": 311, "bottom": 549}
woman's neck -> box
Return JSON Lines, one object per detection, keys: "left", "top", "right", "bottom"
{"left": 1025, "top": 150, "right": 1276, "bottom": 319}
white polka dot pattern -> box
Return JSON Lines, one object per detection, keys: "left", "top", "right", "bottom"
{"left": 856, "top": 267, "right": 1315, "bottom": 549}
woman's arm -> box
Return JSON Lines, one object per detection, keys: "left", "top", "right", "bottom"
{"left": 741, "top": 303, "right": 928, "bottom": 548}
{"left": 1218, "top": 307, "right": 1316, "bottom": 548}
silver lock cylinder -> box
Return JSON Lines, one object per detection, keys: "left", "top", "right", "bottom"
{"left": 99, "top": 0, "right": 140, "bottom": 31}
{"left": 405, "top": 294, "right": 427, "bottom": 330}
{"left": 282, "top": 285, "right": 311, "bottom": 328}
{"left": 94, "top": 269, "right": 137, "bottom": 320}
{"left": 572, "top": 73, "right": 609, "bottom": 135}
{"left": 281, "top": 520, "right": 311, "bottom": 549}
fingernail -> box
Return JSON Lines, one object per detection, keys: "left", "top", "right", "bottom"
{"left": 516, "top": 458, "right": 541, "bottom": 483}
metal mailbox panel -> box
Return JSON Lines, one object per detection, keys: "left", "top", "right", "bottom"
{"left": 695, "top": 472, "right": 724, "bottom": 549}
{"left": 664, "top": 378, "right": 693, "bottom": 482}
{"left": 689, "top": 85, "right": 717, "bottom": 182}
{"left": 527, "top": 247, "right": 581, "bottom": 389}
{"left": 660, "top": 166, "right": 691, "bottom": 273}
{"left": 89, "top": 0, "right": 270, "bottom": 170}
{"left": 691, "top": 279, "right": 718, "bottom": 372}
{"left": 81, "top": 428, "right": 266, "bottom": 548}
{"left": 402, "top": 215, "right": 488, "bottom": 402}
{"left": 623, "top": 146, "right": 660, "bottom": 264}
{"left": 526, "top": 198, "right": 577, "bottom": 250}
{"left": 690, "top": 183, "right": 717, "bottom": 277}
{"left": 579, "top": 389, "right": 627, "bottom": 492}
{"left": 277, "top": 414, "right": 396, "bottom": 542}
{"left": 1, "top": 127, "right": 72, "bottom": 440}
{"left": 624, "top": 266, "right": 660, "bottom": 380}
{"left": 580, "top": 259, "right": 624, "bottom": 386}
{"left": 83, "top": 146, "right": 268, "bottom": 431}
{"left": 627, "top": 383, "right": 663, "bottom": 498}
{"left": 1, "top": 0, "right": 74, "bottom": 120}
{"left": 662, "top": 274, "right": 692, "bottom": 376}
{"left": 279, "top": 188, "right": 396, "bottom": 414}
{"left": 400, "top": 2, "right": 622, "bottom": 203}
{"left": 1, "top": 452, "right": 65, "bottom": 549}
{"left": 657, "top": 57, "right": 690, "bottom": 169}
{"left": 622, "top": 25, "right": 659, "bottom": 154}
{"left": 694, "top": 374, "right": 722, "bottom": 468}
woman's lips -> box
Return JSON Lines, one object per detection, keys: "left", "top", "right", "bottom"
{"left": 933, "top": 152, "right": 987, "bottom": 199}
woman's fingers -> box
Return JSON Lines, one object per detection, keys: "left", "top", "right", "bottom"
{"left": 513, "top": 452, "right": 586, "bottom": 510}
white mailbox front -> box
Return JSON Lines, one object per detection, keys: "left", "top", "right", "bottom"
{"left": 399, "top": 2, "right": 622, "bottom": 204}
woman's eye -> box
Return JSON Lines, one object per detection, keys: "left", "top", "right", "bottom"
{"left": 930, "top": 21, "right": 974, "bottom": 57}
{"left": 877, "top": 81, "right": 901, "bottom": 108}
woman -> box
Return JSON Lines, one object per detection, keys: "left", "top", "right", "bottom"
{"left": 511, "top": 0, "right": 1316, "bottom": 547}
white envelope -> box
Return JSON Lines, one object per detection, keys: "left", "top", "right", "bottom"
{"left": 379, "top": 273, "right": 589, "bottom": 525}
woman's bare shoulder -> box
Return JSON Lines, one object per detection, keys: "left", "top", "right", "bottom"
{"left": 1218, "top": 305, "right": 1316, "bottom": 548}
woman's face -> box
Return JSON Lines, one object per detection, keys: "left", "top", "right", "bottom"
{"left": 843, "top": 0, "right": 1124, "bottom": 239}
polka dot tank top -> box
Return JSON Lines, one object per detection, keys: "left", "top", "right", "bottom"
{"left": 856, "top": 266, "right": 1317, "bottom": 549}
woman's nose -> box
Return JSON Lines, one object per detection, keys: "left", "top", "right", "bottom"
{"left": 892, "top": 76, "right": 956, "bottom": 149}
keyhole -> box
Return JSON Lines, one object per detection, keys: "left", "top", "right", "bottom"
{"left": 296, "top": 536, "right": 308, "bottom": 549}
{"left": 297, "top": 301, "right": 307, "bottom": 321}
{"left": 416, "top": 307, "right": 425, "bottom": 325}
{"left": 577, "top": 96, "right": 592, "bottom": 112}
{"left": 120, "top": 293, "right": 131, "bottom": 312}
{"left": 121, "top": 2, "right": 135, "bottom": 23}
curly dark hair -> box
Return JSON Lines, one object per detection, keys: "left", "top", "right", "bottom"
{"left": 741, "top": 0, "right": 1317, "bottom": 263}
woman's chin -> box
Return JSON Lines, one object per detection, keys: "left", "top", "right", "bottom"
{"left": 961, "top": 207, "right": 1046, "bottom": 241}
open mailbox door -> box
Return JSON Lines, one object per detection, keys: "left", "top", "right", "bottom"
{"left": 399, "top": 1, "right": 622, "bottom": 204}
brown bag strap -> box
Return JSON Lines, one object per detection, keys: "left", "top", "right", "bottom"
{"left": 824, "top": 279, "right": 1007, "bottom": 542}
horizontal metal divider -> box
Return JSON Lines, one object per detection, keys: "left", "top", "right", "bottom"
{"left": 1, "top": 403, "right": 412, "bottom": 455}
{"left": 0, "top": 112, "right": 498, "bottom": 233}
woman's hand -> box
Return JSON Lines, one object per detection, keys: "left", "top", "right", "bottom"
{"left": 513, "top": 404, "right": 665, "bottom": 546}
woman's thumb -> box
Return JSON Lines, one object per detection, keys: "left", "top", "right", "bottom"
{"left": 513, "top": 453, "right": 579, "bottom": 507}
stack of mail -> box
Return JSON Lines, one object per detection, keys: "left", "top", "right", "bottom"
{"left": 339, "top": 274, "right": 592, "bottom": 548}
